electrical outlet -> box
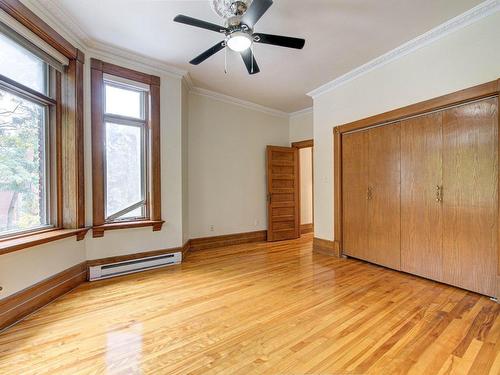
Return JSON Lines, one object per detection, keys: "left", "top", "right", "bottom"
{"left": 209, "top": 225, "right": 214, "bottom": 232}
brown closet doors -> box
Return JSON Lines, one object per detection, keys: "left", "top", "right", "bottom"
{"left": 342, "top": 131, "right": 369, "bottom": 261}
{"left": 368, "top": 124, "right": 401, "bottom": 270}
{"left": 342, "top": 124, "right": 401, "bottom": 269}
{"left": 441, "top": 98, "right": 498, "bottom": 296}
{"left": 401, "top": 113, "right": 443, "bottom": 281}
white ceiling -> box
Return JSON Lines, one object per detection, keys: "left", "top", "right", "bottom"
{"left": 37, "top": 0, "right": 483, "bottom": 112}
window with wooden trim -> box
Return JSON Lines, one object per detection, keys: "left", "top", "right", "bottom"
{"left": 91, "top": 59, "right": 162, "bottom": 238}
{"left": 0, "top": 24, "right": 60, "bottom": 239}
{"left": 0, "top": 0, "right": 87, "bottom": 255}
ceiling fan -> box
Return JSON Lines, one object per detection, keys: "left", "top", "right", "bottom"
{"left": 173, "top": 0, "right": 305, "bottom": 75}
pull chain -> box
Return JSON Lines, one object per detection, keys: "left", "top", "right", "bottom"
{"left": 224, "top": 43, "right": 227, "bottom": 74}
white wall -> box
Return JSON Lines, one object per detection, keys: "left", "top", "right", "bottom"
{"left": 188, "top": 92, "right": 289, "bottom": 238}
{"left": 313, "top": 11, "right": 500, "bottom": 241}
{"left": 181, "top": 81, "right": 190, "bottom": 245}
{"left": 289, "top": 110, "right": 313, "bottom": 143}
{"left": 0, "top": 239, "right": 86, "bottom": 298}
{"left": 300, "top": 147, "right": 313, "bottom": 225}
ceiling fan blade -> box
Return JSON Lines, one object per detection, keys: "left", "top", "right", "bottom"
{"left": 174, "top": 15, "right": 228, "bottom": 33}
{"left": 241, "top": 49, "right": 260, "bottom": 75}
{"left": 189, "top": 41, "right": 226, "bottom": 65}
{"left": 241, "top": 0, "right": 273, "bottom": 28}
{"left": 254, "top": 33, "right": 305, "bottom": 49}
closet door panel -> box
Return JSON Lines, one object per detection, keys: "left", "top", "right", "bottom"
{"left": 368, "top": 123, "right": 401, "bottom": 270}
{"left": 442, "top": 98, "right": 498, "bottom": 296}
{"left": 342, "top": 131, "right": 369, "bottom": 260}
{"left": 401, "top": 113, "right": 443, "bottom": 281}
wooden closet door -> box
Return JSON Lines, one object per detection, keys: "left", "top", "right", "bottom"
{"left": 401, "top": 113, "right": 443, "bottom": 281}
{"left": 368, "top": 124, "right": 401, "bottom": 270}
{"left": 442, "top": 98, "right": 498, "bottom": 296}
{"left": 342, "top": 131, "right": 369, "bottom": 261}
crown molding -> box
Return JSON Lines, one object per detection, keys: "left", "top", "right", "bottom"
{"left": 22, "top": 0, "right": 89, "bottom": 51}
{"left": 289, "top": 107, "right": 313, "bottom": 118}
{"left": 191, "top": 87, "right": 290, "bottom": 118}
{"left": 87, "top": 40, "right": 187, "bottom": 79}
{"left": 183, "top": 74, "right": 195, "bottom": 91}
{"left": 307, "top": 0, "right": 500, "bottom": 99}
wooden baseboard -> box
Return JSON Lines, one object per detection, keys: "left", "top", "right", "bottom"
{"left": 190, "top": 230, "right": 267, "bottom": 251}
{"left": 300, "top": 223, "right": 314, "bottom": 234}
{"left": 0, "top": 229, "right": 274, "bottom": 332}
{"left": 313, "top": 237, "right": 341, "bottom": 257}
{"left": 0, "top": 262, "right": 87, "bottom": 332}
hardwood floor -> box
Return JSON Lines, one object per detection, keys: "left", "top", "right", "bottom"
{"left": 1, "top": 234, "right": 499, "bottom": 374}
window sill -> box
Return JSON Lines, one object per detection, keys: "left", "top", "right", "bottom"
{"left": 92, "top": 220, "right": 164, "bottom": 238}
{"left": 0, "top": 228, "right": 90, "bottom": 256}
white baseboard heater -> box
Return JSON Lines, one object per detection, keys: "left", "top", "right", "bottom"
{"left": 89, "top": 252, "right": 182, "bottom": 281}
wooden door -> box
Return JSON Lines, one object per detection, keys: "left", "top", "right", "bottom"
{"left": 368, "top": 124, "right": 401, "bottom": 270}
{"left": 441, "top": 98, "right": 498, "bottom": 296}
{"left": 267, "top": 146, "right": 300, "bottom": 241}
{"left": 401, "top": 113, "right": 443, "bottom": 281}
{"left": 342, "top": 131, "right": 370, "bottom": 261}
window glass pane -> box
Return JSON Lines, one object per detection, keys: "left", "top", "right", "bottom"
{"left": 0, "top": 88, "right": 47, "bottom": 236}
{"left": 105, "top": 122, "right": 145, "bottom": 219}
{"left": 0, "top": 33, "right": 47, "bottom": 94}
{"left": 105, "top": 84, "right": 143, "bottom": 119}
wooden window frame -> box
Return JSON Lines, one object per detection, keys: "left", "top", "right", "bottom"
{"left": 0, "top": 0, "right": 87, "bottom": 255}
{"left": 90, "top": 59, "right": 163, "bottom": 238}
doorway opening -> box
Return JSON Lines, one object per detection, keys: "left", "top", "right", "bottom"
{"left": 292, "top": 140, "right": 314, "bottom": 236}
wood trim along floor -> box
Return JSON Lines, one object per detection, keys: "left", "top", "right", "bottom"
{"left": 0, "top": 262, "right": 87, "bottom": 332}
{"left": 0, "top": 230, "right": 268, "bottom": 332}
{"left": 190, "top": 230, "right": 267, "bottom": 251}
{"left": 313, "top": 237, "right": 340, "bottom": 257}
{"left": 300, "top": 223, "right": 314, "bottom": 234}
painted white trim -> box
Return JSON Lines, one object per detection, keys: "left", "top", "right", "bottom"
{"left": 88, "top": 40, "right": 187, "bottom": 79}
{"left": 191, "top": 87, "right": 290, "bottom": 118}
{"left": 183, "top": 74, "right": 195, "bottom": 91}
{"left": 23, "top": 0, "right": 88, "bottom": 51}
{"left": 307, "top": 0, "right": 500, "bottom": 99}
{"left": 289, "top": 107, "right": 313, "bottom": 118}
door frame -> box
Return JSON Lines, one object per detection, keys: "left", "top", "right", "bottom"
{"left": 333, "top": 79, "right": 500, "bottom": 267}
{"left": 292, "top": 139, "right": 314, "bottom": 236}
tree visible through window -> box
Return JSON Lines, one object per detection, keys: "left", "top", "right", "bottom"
{"left": 104, "top": 81, "right": 148, "bottom": 222}
{"left": 91, "top": 58, "right": 162, "bottom": 237}
{"left": 0, "top": 31, "right": 50, "bottom": 237}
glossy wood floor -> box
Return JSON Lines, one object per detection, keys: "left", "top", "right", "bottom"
{"left": 1, "top": 234, "right": 500, "bottom": 374}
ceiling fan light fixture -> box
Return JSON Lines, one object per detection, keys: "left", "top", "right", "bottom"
{"left": 227, "top": 32, "right": 252, "bottom": 52}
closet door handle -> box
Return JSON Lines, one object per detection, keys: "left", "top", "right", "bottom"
{"left": 436, "top": 185, "right": 443, "bottom": 202}
{"left": 367, "top": 187, "right": 372, "bottom": 200}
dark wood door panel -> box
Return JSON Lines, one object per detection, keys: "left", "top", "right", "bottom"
{"left": 267, "top": 146, "right": 300, "bottom": 242}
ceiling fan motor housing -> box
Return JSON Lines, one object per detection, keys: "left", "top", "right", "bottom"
{"left": 211, "top": 0, "right": 252, "bottom": 19}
